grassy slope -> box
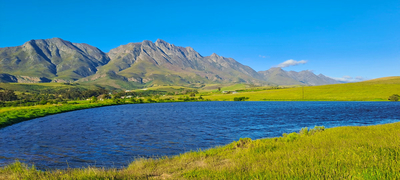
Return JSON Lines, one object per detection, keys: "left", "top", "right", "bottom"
{"left": 139, "top": 86, "right": 197, "bottom": 92}
{"left": 0, "top": 82, "right": 103, "bottom": 93}
{"left": 219, "top": 84, "right": 248, "bottom": 91}
{"left": 0, "top": 83, "right": 71, "bottom": 92}
{"left": 2, "top": 122, "right": 400, "bottom": 179}
{"left": 203, "top": 76, "right": 400, "bottom": 101}
{"left": 97, "top": 60, "right": 214, "bottom": 88}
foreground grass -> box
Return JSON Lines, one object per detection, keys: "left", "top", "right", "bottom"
{"left": 1, "top": 122, "right": 400, "bottom": 179}
{"left": 204, "top": 76, "right": 400, "bottom": 101}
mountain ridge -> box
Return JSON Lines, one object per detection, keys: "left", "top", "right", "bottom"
{"left": 0, "top": 38, "right": 340, "bottom": 88}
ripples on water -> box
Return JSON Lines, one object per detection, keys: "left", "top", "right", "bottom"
{"left": 0, "top": 101, "right": 399, "bottom": 169}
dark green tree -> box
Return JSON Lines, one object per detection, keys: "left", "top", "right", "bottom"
{"left": 91, "top": 96, "right": 98, "bottom": 103}
{"left": 388, "top": 94, "right": 400, "bottom": 101}
{"left": 0, "top": 89, "right": 18, "bottom": 101}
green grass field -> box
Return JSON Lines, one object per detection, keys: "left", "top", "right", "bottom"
{"left": 202, "top": 76, "right": 400, "bottom": 101}
{"left": 2, "top": 122, "right": 400, "bottom": 179}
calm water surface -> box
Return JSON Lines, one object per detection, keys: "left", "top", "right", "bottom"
{"left": 0, "top": 101, "right": 399, "bottom": 169}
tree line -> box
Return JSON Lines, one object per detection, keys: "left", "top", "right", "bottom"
{"left": 0, "top": 87, "right": 202, "bottom": 107}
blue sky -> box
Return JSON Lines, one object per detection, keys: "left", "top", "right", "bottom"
{"left": 1, "top": 0, "right": 399, "bottom": 81}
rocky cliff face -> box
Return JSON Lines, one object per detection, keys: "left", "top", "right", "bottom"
{"left": 93, "top": 39, "right": 262, "bottom": 85}
{"left": 0, "top": 74, "right": 18, "bottom": 83}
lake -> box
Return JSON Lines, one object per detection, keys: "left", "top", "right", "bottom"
{"left": 0, "top": 101, "right": 399, "bottom": 169}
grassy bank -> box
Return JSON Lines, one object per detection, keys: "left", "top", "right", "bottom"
{"left": 1, "top": 122, "right": 400, "bottom": 179}
{"left": 0, "top": 101, "right": 123, "bottom": 129}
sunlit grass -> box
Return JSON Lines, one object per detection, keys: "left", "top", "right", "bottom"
{"left": 203, "top": 77, "right": 400, "bottom": 101}
{"left": 1, "top": 122, "right": 400, "bottom": 179}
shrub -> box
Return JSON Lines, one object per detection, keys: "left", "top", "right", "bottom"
{"left": 235, "top": 138, "right": 252, "bottom": 148}
{"left": 388, "top": 94, "right": 400, "bottom": 101}
{"left": 285, "top": 132, "right": 299, "bottom": 142}
{"left": 147, "top": 98, "right": 156, "bottom": 103}
{"left": 38, "top": 99, "right": 47, "bottom": 105}
{"left": 299, "top": 126, "right": 325, "bottom": 136}
{"left": 90, "top": 96, "right": 97, "bottom": 103}
{"left": 299, "top": 127, "right": 309, "bottom": 136}
{"left": 234, "top": 97, "right": 249, "bottom": 101}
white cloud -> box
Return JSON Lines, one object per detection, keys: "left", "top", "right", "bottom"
{"left": 342, "top": 75, "right": 352, "bottom": 79}
{"left": 276, "top": 59, "right": 308, "bottom": 68}
{"left": 259, "top": 55, "right": 269, "bottom": 58}
{"left": 355, "top": 76, "right": 364, "bottom": 80}
{"left": 332, "top": 76, "right": 367, "bottom": 82}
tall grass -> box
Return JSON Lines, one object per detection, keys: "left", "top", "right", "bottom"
{"left": 1, "top": 123, "right": 400, "bottom": 179}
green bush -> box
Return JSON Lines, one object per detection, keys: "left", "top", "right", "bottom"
{"left": 233, "top": 97, "right": 249, "bottom": 101}
{"left": 285, "top": 132, "right": 299, "bottom": 142}
{"left": 129, "top": 98, "right": 137, "bottom": 103}
{"left": 147, "top": 98, "right": 157, "bottom": 103}
{"left": 90, "top": 96, "right": 97, "bottom": 103}
{"left": 388, "top": 94, "right": 400, "bottom": 101}
{"left": 38, "top": 99, "right": 47, "bottom": 105}
{"left": 300, "top": 126, "right": 325, "bottom": 136}
{"left": 235, "top": 138, "right": 252, "bottom": 148}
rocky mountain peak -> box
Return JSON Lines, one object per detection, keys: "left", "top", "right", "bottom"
{"left": 0, "top": 38, "right": 340, "bottom": 87}
{"left": 0, "top": 38, "right": 110, "bottom": 81}
{"left": 46, "top": 37, "right": 66, "bottom": 43}
{"left": 155, "top": 39, "right": 168, "bottom": 45}
{"left": 185, "top": 46, "right": 195, "bottom": 51}
{"left": 210, "top": 53, "right": 220, "bottom": 57}
{"left": 141, "top": 40, "right": 154, "bottom": 46}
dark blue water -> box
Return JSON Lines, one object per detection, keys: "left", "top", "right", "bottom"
{"left": 0, "top": 101, "right": 399, "bottom": 169}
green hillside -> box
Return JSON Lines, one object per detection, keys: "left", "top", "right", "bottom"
{"left": 0, "top": 83, "right": 79, "bottom": 92}
{"left": 203, "top": 76, "right": 400, "bottom": 101}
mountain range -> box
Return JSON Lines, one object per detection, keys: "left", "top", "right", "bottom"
{"left": 0, "top": 38, "right": 340, "bottom": 88}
